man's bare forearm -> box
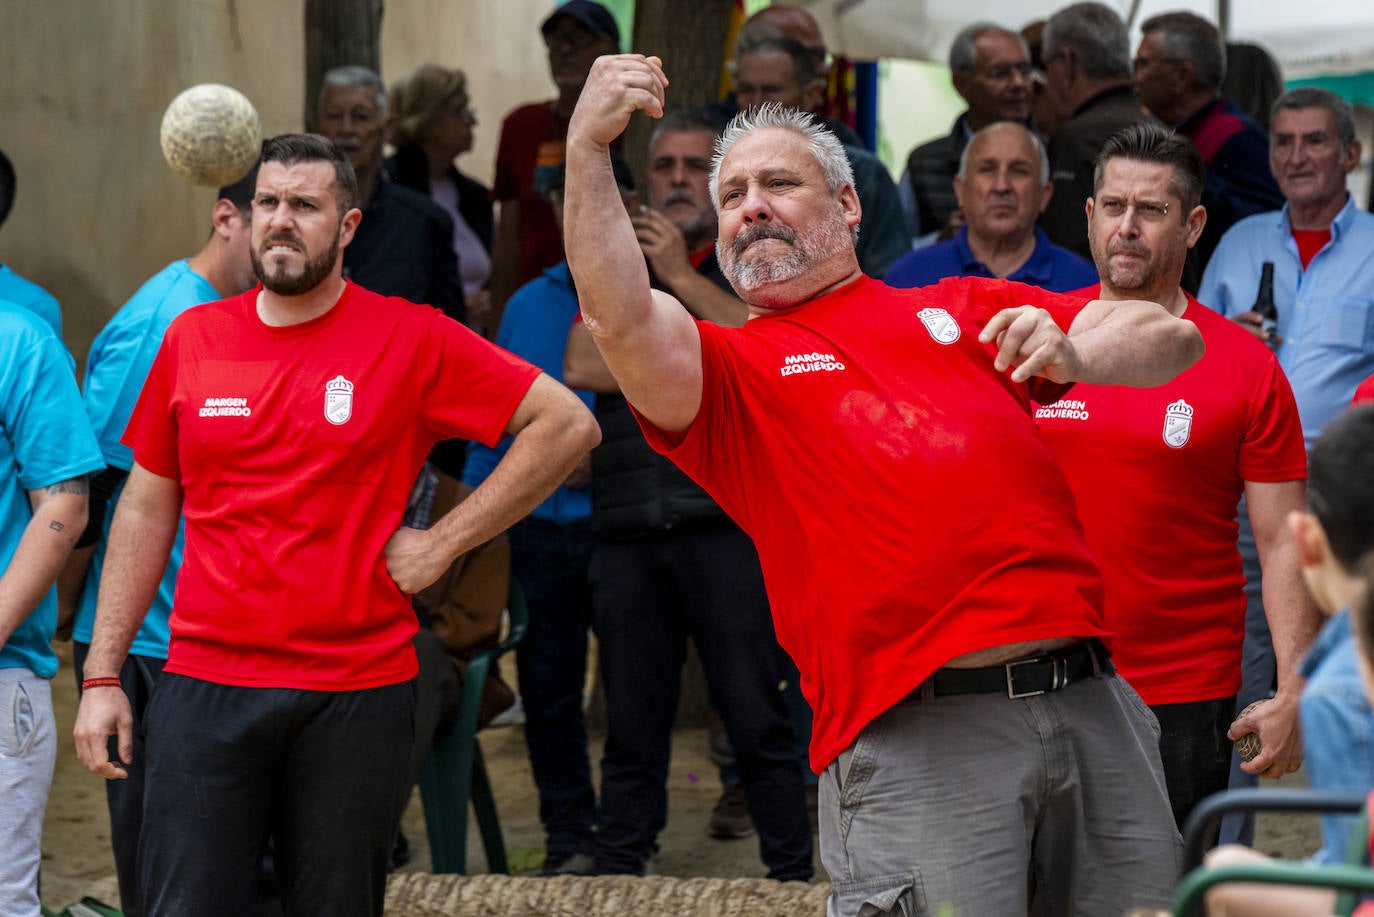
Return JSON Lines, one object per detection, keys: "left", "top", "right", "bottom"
{"left": 0, "top": 483, "right": 87, "bottom": 646}
{"left": 84, "top": 467, "right": 182, "bottom": 678}
{"left": 1250, "top": 480, "right": 1321, "bottom": 697}
{"left": 425, "top": 375, "right": 600, "bottom": 564}
{"left": 1069, "top": 299, "right": 1204, "bottom": 386}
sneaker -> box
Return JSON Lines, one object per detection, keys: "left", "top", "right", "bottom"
{"left": 540, "top": 851, "right": 596, "bottom": 877}
{"left": 708, "top": 784, "right": 755, "bottom": 839}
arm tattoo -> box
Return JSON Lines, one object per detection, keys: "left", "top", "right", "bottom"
{"left": 47, "top": 475, "right": 90, "bottom": 496}
{"left": 50, "top": 520, "right": 65, "bottom": 532}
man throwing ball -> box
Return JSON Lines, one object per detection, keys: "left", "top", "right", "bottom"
{"left": 563, "top": 55, "right": 1201, "bottom": 914}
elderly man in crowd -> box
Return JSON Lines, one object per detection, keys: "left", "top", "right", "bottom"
{"left": 1039, "top": 2, "right": 1153, "bottom": 261}
{"left": 899, "top": 23, "right": 1035, "bottom": 248}
{"left": 1200, "top": 86, "right": 1374, "bottom": 844}
{"left": 886, "top": 122, "right": 1096, "bottom": 292}
{"left": 1133, "top": 12, "right": 1283, "bottom": 275}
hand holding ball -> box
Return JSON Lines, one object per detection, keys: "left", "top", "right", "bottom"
{"left": 1234, "top": 699, "right": 1267, "bottom": 762}
{"left": 160, "top": 84, "right": 262, "bottom": 187}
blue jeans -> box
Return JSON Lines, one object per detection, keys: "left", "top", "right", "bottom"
{"left": 590, "top": 522, "right": 812, "bottom": 880}
{"left": 508, "top": 517, "right": 598, "bottom": 857}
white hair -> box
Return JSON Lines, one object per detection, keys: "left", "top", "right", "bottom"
{"left": 709, "top": 104, "right": 855, "bottom": 212}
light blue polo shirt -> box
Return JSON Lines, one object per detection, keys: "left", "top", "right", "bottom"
{"left": 0, "top": 302, "right": 104, "bottom": 677}
{"left": 73, "top": 260, "right": 219, "bottom": 658}
{"left": 0, "top": 264, "right": 62, "bottom": 339}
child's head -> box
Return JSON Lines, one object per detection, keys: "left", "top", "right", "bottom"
{"left": 1296, "top": 404, "right": 1374, "bottom": 692}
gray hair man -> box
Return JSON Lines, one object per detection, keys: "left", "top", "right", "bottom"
{"left": 1038, "top": 2, "right": 1153, "bottom": 262}
{"left": 731, "top": 33, "right": 908, "bottom": 277}
{"left": 899, "top": 23, "right": 1034, "bottom": 246}
{"left": 886, "top": 122, "right": 1096, "bottom": 292}
{"left": 563, "top": 53, "right": 1204, "bottom": 915}
{"left": 314, "top": 65, "right": 465, "bottom": 323}
{"left": 1199, "top": 86, "right": 1374, "bottom": 846}
{"left": 1133, "top": 12, "right": 1283, "bottom": 273}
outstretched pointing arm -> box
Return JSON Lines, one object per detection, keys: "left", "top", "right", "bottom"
{"left": 564, "top": 54, "right": 704, "bottom": 435}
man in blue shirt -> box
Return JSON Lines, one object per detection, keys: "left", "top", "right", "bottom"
{"left": 0, "top": 149, "right": 63, "bottom": 340}
{"left": 0, "top": 302, "right": 102, "bottom": 916}
{"left": 1199, "top": 86, "right": 1374, "bottom": 844}
{"left": 58, "top": 168, "right": 257, "bottom": 917}
{"left": 886, "top": 122, "right": 1097, "bottom": 293}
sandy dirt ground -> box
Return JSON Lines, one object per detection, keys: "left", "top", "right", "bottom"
{"left": 40, "top": 641, "right": 1319, "bottom": 911}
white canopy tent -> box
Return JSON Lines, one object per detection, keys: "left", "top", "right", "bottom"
{"left": 795, "top": 0, "right": 1374, "bottom": 80}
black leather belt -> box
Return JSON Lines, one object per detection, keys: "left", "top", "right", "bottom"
{"left": 916, "top": 640, "right": 1113, "bottom": 700}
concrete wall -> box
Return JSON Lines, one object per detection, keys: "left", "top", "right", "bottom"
{"left": 1, "top": 0, "right": 556, "bottom": 372}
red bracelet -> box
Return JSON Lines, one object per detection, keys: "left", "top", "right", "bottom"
{"left": 81, "top": 677, "right": 123, "bottom": 690}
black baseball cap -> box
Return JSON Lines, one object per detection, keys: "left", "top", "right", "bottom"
{"left": 541, "top": 0, "right": 620, "bottom": 47}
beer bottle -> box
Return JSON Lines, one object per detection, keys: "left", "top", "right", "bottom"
{"left": 1253, "top": 261, "right": 1278, "bottom": 349}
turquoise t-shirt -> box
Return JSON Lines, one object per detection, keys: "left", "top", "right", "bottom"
{"left": 0, "top": 302, "right": 104, "bottom": 677}
{"left": 74, "top": 260, "right": 219, "bottom": 657}
{"left": 0, "top": 263, "right": 62, "bottom": 339}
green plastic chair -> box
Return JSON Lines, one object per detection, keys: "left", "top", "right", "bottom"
{"left": 418, "top": 576, "right": 529, "bottom": 874}
{"left": 1173, "top": 861, "right": 1374, "bottom": 916}
{"left": 1175, "top": 789, "right": 1372, "bottom": 917}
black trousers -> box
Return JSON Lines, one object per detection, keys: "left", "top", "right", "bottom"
{"left": 1151, "top": 695, "right": 1237, "bottom": 832}
{"left": 73, "top": 643, "right": 165, "bottom": 917}
{"left": 590, "top": 522, "right": 813, "bottom": 881}
{"left": 139, "top": 673, "right": 415, "bottom": 917}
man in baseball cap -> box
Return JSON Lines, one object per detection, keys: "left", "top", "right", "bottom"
{"left": 541, "top": 0, "right": 620, "bottom": 47}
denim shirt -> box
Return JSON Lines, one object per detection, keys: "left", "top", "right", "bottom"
{"left": 1199, "top": 197, "right": 1374, "bottom": 451}
{"left": 1299, "top": 609, "right": 1374, "bottom": 863}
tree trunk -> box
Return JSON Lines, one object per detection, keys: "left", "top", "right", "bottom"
{"left": 625, "top": 0, "right": 735, "bottom": 188}
{"left": 303, "top": 0, "right": 385, "bottom": 130}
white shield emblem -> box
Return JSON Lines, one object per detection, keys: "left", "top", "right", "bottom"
{"left": 324, "top": 375, "right": 354, "bottom": 425}
{"left": 1162, "top": 397, "right": 1194, "bottom": 449}
{"left": 918, "top": 307, "right": 960, "bottom": 344}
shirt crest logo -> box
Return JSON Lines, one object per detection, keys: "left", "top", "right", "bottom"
{"left": 918, "top": 307, "right": 960, "bottom": 344}
{"left": 1162, "top": 397, "right": 1194, "bottom": 448}
{"left": 324, "top": 375, "right": 354, "bottom": 425}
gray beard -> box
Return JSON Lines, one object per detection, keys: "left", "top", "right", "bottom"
{"left": 718, "top": 213, "right": 852, "bottom": 295}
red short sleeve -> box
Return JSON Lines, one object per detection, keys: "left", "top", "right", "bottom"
{"left": 123, "top": 332, "right": 181, "bottom": 480}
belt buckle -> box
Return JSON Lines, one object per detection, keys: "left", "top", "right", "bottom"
{"left": 1005, "top": 654, "right": 1066, "bottom": 699}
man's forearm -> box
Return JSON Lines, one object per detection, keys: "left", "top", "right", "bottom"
{"left": 0, "top": 487, "right": 87, "bottom": 646}
{"left": 1258, "top": 520, "right": 1321, "bottom": 698}
{"left": 1071, "top": 299, "right": 1204, "bottom": 386}
{"left": 84, "top": 493, "right": 180, "bottom": 678}
{"left": 425, "top": 377, "right": 599, "bottom": 565}
{"left": 565, "top": 139, "right": 656, "bottom": 337}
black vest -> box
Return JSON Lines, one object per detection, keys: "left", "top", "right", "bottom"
{"left": 589, "top": 254, "right": 733, "bottom": 540}
{"left": 905, "top": 114, "right": 971, "bottom": 237}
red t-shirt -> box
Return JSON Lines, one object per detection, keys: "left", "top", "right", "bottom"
{"left": 1353, "top": 373, "right": 1374, "bottom": 405}
{"left": 1037, "top": 289, "right": 1306, "bottom": 705}
{"left": 492, "top": 100, "right": 569, "bottom": 286}
{"left": 636, "top": 275, "right": 1109, "bottom": 770}
{"left": 125, "top": 283, "right": 540, "bottom": 690}
{"left": 1292, "top": 228, "right": 1332, "bottom": 270}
